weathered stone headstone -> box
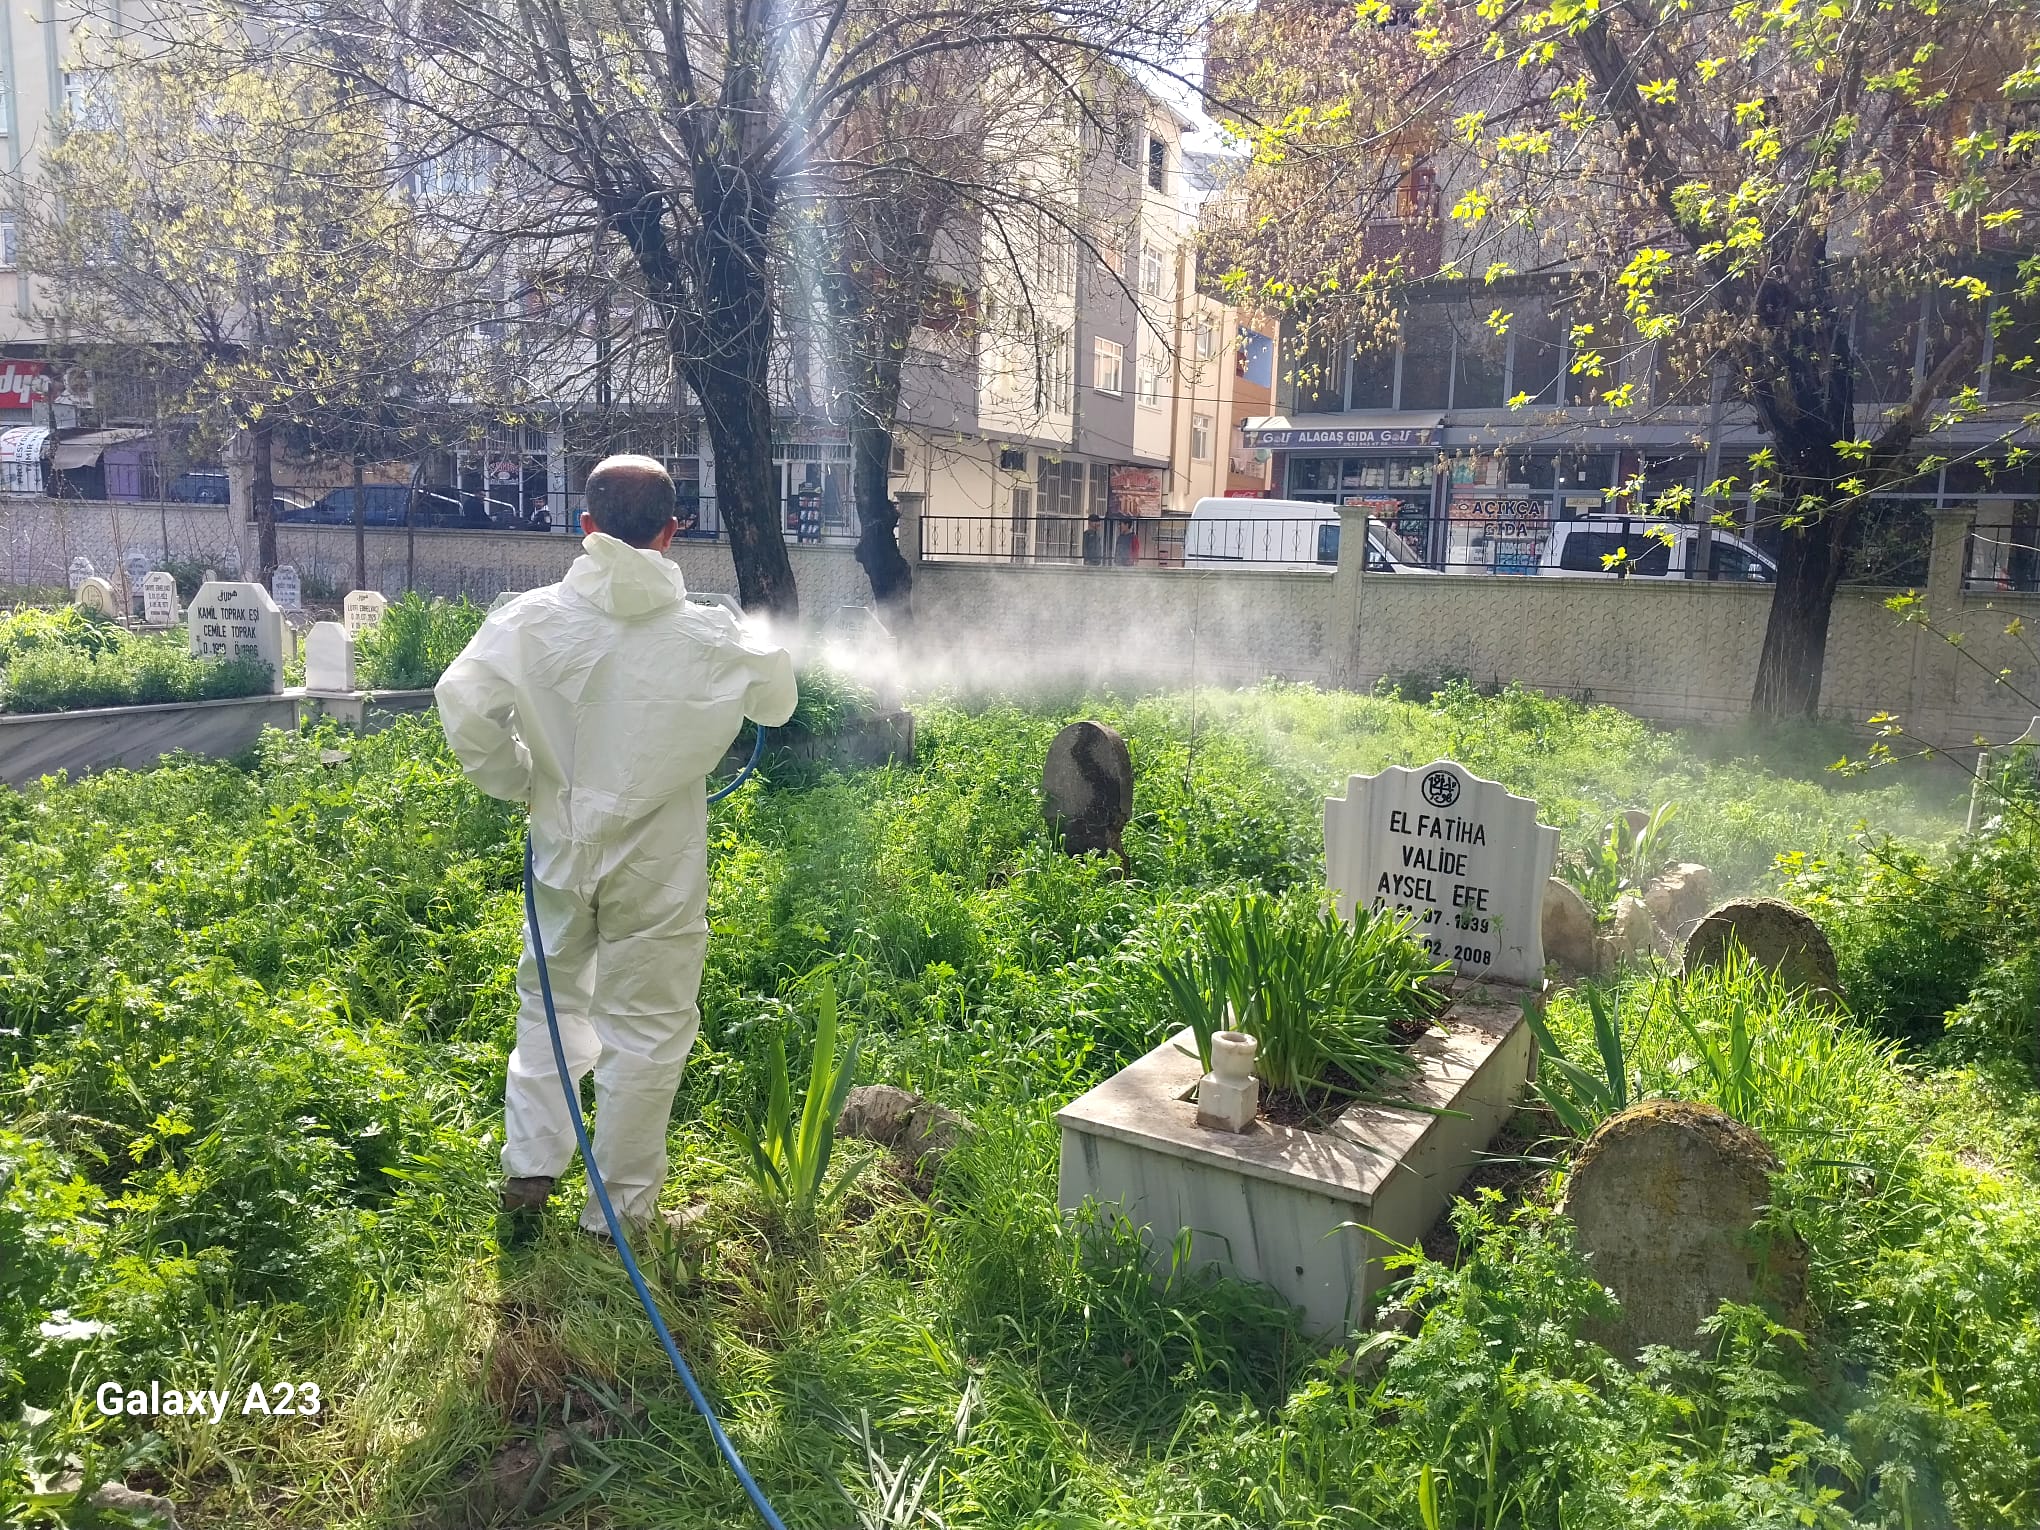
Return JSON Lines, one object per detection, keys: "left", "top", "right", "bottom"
{"left": 1541, "top": 877, "right": 1599, "bottom": 977}
{"left": 487, "top": 590, "right": 518, "bottom": 614}
{"left": 271, "top": 564, "right": 302, "bottom": 612}
{"left": 141, "top": 571, "right": 181, "bottom": 626}
{"left": 222, "top": 545, "right": 242, "bottom": 577}
{"left": 186, "top": 580, "right": 284, "bottom": 692}
{"left": 1560, "top": 1100, "right": 1806, "bottom": 1361}
{"left": 1683, "top": 897, "right": 1839, "bottom": 996}
{"left": 73, "top": 575, "right": 116, "bottom": 616}
{"left": 67, "top": 555, "right": 95, "bottom": 593}
{"left": 124, "top": 552, "right": 150, "bottom": 587}
{"left": 1042, "top": 721, "right": 1134, "bottom": 863}
{"left": 303, "top": 621, "right": 355, "bottom": 693}
{"left": 1606, "top": 892, "right": 1659, "bottom": 964}
{"left": 343, "top": 589, "right": 388, "bottom": 637}
{"left": 1644, "top": 863, "right": 1716, "bottom": 935}
{"left": 1326, "top": 760, "right": 1559, "bottom": 987}
{"left": 837, "top": 1084, "right": 971, "bottom": 1179}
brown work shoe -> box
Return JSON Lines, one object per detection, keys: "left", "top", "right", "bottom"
{"left": 499, "top": 1175, "right": 556, "bottom": 1213}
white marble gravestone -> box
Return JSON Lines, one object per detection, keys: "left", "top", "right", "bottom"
{"left": 304, "top": 621, "right": 355, "bottom": 693}
{"left": 1325, "top": 759, "right": 1559, "bottom": 988}
{"left": 67, "top": 556, "right": 95, "bottom": 594}
{"left": 73, "top": 575, "right": 116, "bottom": 616}
{"left": 271, "top": 564, "right": 302, "bottom": 612}
{"left": 141, "top": 571, "right": 181, "bottom": 626}
{"left": 187, "top": 580, "right": 285, "bottom": 691}
{"left": 343, "top": 589, "right": 388, "bottom": 637}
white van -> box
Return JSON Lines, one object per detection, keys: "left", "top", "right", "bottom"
{"left": 1182, "top": 497, "right": 1423, "bottom": 573}
{"left": 1539, "top": 517, "right": 1775, "bottom": 582}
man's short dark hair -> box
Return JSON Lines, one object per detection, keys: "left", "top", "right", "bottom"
{"left": 584, "top": 455, "right": 677, "bottom": 546}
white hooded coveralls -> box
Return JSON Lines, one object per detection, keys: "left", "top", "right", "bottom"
{"left": 437, "top": 533, "right": 797, "bottom": 1230}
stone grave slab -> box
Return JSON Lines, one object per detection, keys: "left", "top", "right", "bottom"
{"left": 141, "top": 572, "right": 181, "bottom": 626}
{"left": 1560, "top": 1100, "right": 1806, "bottom": 1360}
{"left": 304, "top": 621, "right": 355, "bottom": 694}
{"left": 67, "top": 556, "right": 95, "bottom": 594}
{"left": 73, "top": 576, "right": 117, "bottom": 616}
{"left": 271, "top": 564, "right": 302, "bottom": 612}
{"left": 1683, "top": 897, "right": 1838, "bottom": 996}
{"left": 1326, "top": 760, "right": 1559, "bottom": 987}
{"left": 1043, "top": 721, "right": 1134, "bottom": 861}
{"left": 187, "top": 580, "right": 285, "bottom": 692}
{"left": 343, "top": 590, "right": 388, "bottom": 637}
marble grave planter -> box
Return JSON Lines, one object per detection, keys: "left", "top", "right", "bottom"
{"left": 1057, "top": 980, "right": 1537, "bottom": 1336}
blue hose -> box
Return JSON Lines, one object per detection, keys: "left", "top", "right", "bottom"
{"left": 521, "top": 723, "right": 783, "bottom": 1529}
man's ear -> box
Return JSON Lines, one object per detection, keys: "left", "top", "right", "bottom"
{"left": 581, "top": 510, "right": 599, "bottom": 537}
{"left": 650, "top": 516, "right": 681, "bottom": 551}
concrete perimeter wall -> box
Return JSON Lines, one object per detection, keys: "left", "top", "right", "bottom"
{"left": 6, "top": 496, "right": 2033, "bottom": 748}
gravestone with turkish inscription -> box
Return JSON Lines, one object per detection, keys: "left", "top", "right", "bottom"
{"left": 74, "top": 576, "right": 116, "bottom": 617}
{"left": 186, "top": 580, "right": 284, "bottom": 692}
{"left": 1042, "top": 721, "right": 1134, "bottom": 864}
{"left": 1325, "top": 760, "right": 1559, "bottom": 987}
{"left": 343, "top": 589, "right": 388, "bottom": 638}
{"left": 303, "top": 621, "right": 355, "bottom": 693}
{"left": 67, "top": 556, "right": 95, "bottom": 594}
{"left": 141, "top": 572, "right": 181, "bottom": 626}
{"left": 271, "top": 564, "right": 302, "bottom": 613}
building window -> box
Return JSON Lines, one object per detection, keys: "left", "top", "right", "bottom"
{"left": 1037, "top": 329, "right": 1073, "bottom": 413}
{"left": 0, "top": 75, "right": 11, "bottom": 136}
{"left": 0, "top": 218, "right": 15, "bottom": 270}
{"left": 1139, "top": 243, "right": 1165, "bottom": 297}
{"left": 1147, "top": 135, "right": 1167, "bottom": 192}
{"left": 1093, "top": 337, "right": 1124, "bottom": 395}
{"left": 63, "top": 70, "right": 113, "bottom": 130}
{"left": 1116, "top": 115, "right": 1141, "bottom": 170}
{"left": 1195, "top": 317, "right": 1217, "bottom": 360}
{"left": 1192, "top": 413, "right": 1213, "bottom": 460}
{"left": 1035, "top": 216, "right": 1074, "bottom": 297}
{"left": 1136, "top": 359, "right": 1162, "bottom": 408}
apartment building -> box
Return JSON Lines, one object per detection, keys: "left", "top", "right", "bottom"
{"left": 908, "top": 74, "right": 1277, "bottom": 566}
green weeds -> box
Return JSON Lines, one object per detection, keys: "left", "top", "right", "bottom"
{"left": 0, "top": 682, "right": 2032, "bottom": 1529}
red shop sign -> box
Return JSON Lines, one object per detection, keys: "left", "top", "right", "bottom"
{"left": 0, "top": 361, "right": 48, "bottom": 410}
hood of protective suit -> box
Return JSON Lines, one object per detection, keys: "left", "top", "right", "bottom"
{"left": 435, "top": 533, "right": 798, "bottom": 894}
{"left": 561, "top": 531, "right": 689, "bottom": 619}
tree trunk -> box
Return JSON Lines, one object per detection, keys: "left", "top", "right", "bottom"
{"left": 1750, "top": 490, "right": 1851, "bottom": 718}
{"left": 687, "top": 159, "right": 798, "bottom": 619}
{"left": 404, "top": 467, "right": 418, "bottom": 593}
{"left": 352, "top": 456, "right": 367, "bottom": 590}
{"left": 850, "top": 413, "right": 912, "bottom": 625}
{"left": 251, "top": 417, "right": 278, "bottom": 584}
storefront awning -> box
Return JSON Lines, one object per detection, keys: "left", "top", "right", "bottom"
{"left": 52, "top": 427, "right": 150, "bottom": 471}
{"left": 1242, "top": 412, "right": 1444, "bottom": 449}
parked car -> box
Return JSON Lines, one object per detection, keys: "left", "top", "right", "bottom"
{"left": 167, "top": 471, "right": 231, "bottom": 504}
{"left": 165, "top": 471, "right": 317, "bottom": 520}
{"left": 312, "top": 483, "right": 464, "bottom": 527}
{"left": 1183, "top": 496, "right": 1423, "bottom": 573}
{"left": 1540, "top": 517, "right": 1775, "bottom": 582}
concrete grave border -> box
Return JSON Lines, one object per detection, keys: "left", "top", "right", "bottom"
{"left": 1058, "top": 978, "right": 1538, "bottom": 1337}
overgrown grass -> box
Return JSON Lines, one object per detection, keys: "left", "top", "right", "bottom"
{"left": 1, "top": 681, "right": 2030, "bottom": 1530}
{"left": 0, "top": 605, "right": 273, "bottom": 713}
{"left": 354, "top": 592, "right": 488, "bottom": 691}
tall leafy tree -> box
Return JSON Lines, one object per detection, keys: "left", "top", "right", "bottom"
{"left": 21, "top": 27, "right": 451, "bottom": 585}
{"left": 1208, "top": 0, "right": 2040, "bottom": 716}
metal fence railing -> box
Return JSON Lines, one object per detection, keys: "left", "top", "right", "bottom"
{"left": 919, "top": 514, "right": 1330, "bottom": 570}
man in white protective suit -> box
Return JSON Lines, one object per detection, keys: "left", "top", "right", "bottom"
{"left": 436, "top": 455, "right": 797, "bottom": 1235}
